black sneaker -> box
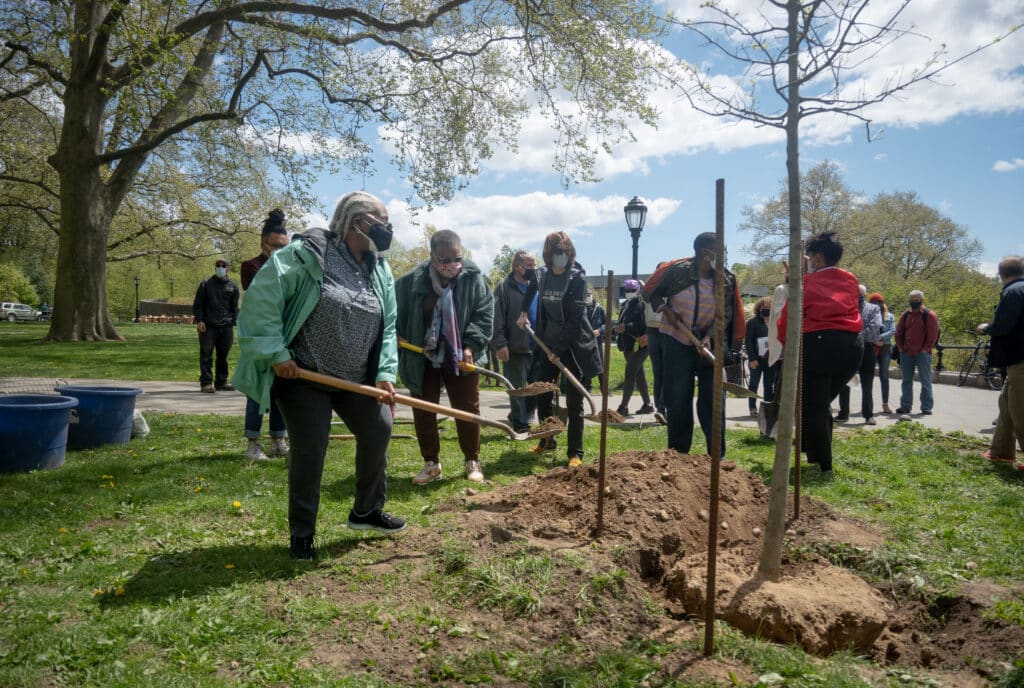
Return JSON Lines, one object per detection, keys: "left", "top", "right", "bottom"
{"left": 637, "top": 404, "right": 655, "bottom": 414}
{"left": 347, "top": 509, "right": 406, "bottom": 534}
{"left": 289, "top": 535, "right": 315, "bottom": 560}
{"left": 215, "top": 383, "right": 236, "bottom": 392}
{"left": 616, "top": 406, "right": 630, "bottom": 417}
{"left": 895, "top": 407, "right": 910, "bottom": 414}
{"left": 834, "top": 413, "right": 849, "bottom": 422}
{"left": 921, "top": 409, "right": 933, "bottom": 415}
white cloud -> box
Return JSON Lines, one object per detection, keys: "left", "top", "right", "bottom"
{"left": 993, "top": 158, "right": 1024, "bottom": 172}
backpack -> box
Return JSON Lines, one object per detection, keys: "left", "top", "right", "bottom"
{"left": 642, "top": 257, "right": 694, "bottom": 307}
{"left": 896, "top": 307, "right": 940, "bottom": 353}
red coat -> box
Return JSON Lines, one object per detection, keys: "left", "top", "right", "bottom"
{"left": 777, "top": 267, "right": 862, "bottom": 345}
{"left": 895, "top": 306, "right": 940, "bottom": 355}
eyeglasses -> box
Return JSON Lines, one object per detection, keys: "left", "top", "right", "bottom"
{"left": 433, "top": 255, "right": 463, "bottom": 265}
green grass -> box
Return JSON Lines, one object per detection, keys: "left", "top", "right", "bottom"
{"left": 1, "top": 332, "right": 1022, "bottom": 685}
{"left": 0, "top": 323, "right": 639, "bottom": 389}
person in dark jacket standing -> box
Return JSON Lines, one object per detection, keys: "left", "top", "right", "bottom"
{"left": 516, "top": 231, "right": 601, "bottom": 465}
{"left": 193, "top": 258, "right": 239, "bottom": 393}
{"left": 396, "top": 229, "right": 494, "bottom": 485}
{"left": 837, "top": 284, "right": 883, "bottom": 425}
{"left": 978, "top": 256, "right": 1024, "bottom": 468}
{"left": 238, "top": 209, "right": 291, "bottom": 461}
{"left": 582, "top": 289, "right": 607, "bottom": 393}
{"left": 894, "top": 289, "right": 940, "bottom": 415}
{"left": 492, "top": 250, "right": 538, "bottom": 432}
{"left": 613, "top": 279, "right": 653, "bottom": 416}
{"left": 744, "top": 296, "right": 775, "bottom": 417}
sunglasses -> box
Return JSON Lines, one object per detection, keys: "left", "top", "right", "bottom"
{"left": 215, "top": 263, "right": 228, "bottom": 268}
{"left": 362, "top": 215, "right": 393, "bottom": 232}
{"left": 433, "top": 255, "right": 464, "bottom": 265}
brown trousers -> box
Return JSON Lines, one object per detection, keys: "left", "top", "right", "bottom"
{"left": 412, "top": 365, "right": 480, "bottom": 462}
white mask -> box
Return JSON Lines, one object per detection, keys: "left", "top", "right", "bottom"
{"left": 626, "top": 291, "right": 637, "bottom": 300}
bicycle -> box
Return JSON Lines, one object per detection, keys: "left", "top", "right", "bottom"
{"left": 957, "top": 333, "right": 1005, "bottom": 391}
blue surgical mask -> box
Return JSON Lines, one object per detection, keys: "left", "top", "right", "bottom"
{"left": 215, "top": 266, "right": 228, "bottom": 278}
{"left": 552, "top": 253, "right": 570, "bottom": 269}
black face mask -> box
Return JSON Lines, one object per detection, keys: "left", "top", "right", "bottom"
{"left": 523, "top": 268, "right": 536, "bottom": 283}
{"left": 362, "top": 222, "right": 393, "bottom": 251}
{"left": 759, "top": 309, "right": 770, "bottom": 318}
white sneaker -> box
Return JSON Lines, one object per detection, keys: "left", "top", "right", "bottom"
{"left": 245, "top": 439, "right": 269, "bottom": 461}
{"left": 412, "top": 461, "right": 442, "bottom": 485}
{"left": 465, "top": 460, "right": 484, "bottom": 482}
{"left": 267, "top": 437, "right": 290, "bottom": 457}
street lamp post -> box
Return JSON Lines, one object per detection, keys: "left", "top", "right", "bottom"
{"left": 134, "top": 275, "right": 141, "bottom": 323}
{"left": 623, "top": 196, "right": 648, "bottom": 281}
{"left": 169, "top": 277, "right": 174, "bottom": 299}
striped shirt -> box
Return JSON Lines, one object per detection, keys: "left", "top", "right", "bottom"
{"left": 661, "top": 277, "right": 714, "bottom": 345}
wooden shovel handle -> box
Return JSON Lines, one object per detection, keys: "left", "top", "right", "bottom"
{"left": 523, "top": 324, "right": 597, "bottom": 416}
{"left": 398, "top": 340, "right": 514, "bottom": 390}
{"left": 294, "top": 369, "right": 523, "bottom": 438}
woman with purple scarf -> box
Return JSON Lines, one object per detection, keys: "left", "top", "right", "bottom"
{"left": 395, "top": 230, "right": 494, "bottom": 484}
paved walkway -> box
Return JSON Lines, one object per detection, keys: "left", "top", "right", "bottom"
{"left": 52, "top": 375, "right": 999, "bottom": 440}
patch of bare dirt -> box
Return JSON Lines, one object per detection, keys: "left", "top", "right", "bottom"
{"left": 299, "top": 450, "right": 1022, "bottom": 686}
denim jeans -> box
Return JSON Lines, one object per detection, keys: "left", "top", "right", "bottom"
{"left": 899, "top": 351, "right": 934, "bottom": 412}
{"left": 244, "top": 396, "right": 287, "bottom": 439}
{"left": 876, "top": 343, "right": 892, "bottom": 404}
{"left": 503, "top": 352, "right": 536, "bottom": 431}
{"left": 661, "top": 336, "right": 725, "bottom": 458}
{"left": 838, "top": 343, "right": 877, "bottom": 419}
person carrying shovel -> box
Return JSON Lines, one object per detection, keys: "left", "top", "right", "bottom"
{"left": 395, "top": 229, "right": 494, "bottom": 485}
{"left": 643, "top": 232, "right": 745, "bottom": 460}
{"left": 516, "top": 231, "right": 601, "bottom": 466}
{"left": 233, "top": 191, "right": 406, "bottom": 561}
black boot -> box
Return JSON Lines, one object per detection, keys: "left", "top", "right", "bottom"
{"left": 289, "top": 535, "right": 315, "bottom": 561}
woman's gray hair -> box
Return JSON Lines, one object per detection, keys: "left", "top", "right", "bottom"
{"left": 328, "top": 191, "right": 382, "bottom": 244}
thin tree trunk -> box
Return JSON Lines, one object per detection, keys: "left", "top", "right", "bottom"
{"left": 758, "top": 0, "right": 804, "bottom": 582}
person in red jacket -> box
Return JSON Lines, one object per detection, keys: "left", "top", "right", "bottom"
{"left": 894, "top": 289, "right": 940, "bottom": 416}
{"left": 778, "top": 231, "right": 863, "bottom": 475}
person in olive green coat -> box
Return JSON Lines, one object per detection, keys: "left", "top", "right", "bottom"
{"left": 395, "top": 229, "right": 494, "bottom": 485}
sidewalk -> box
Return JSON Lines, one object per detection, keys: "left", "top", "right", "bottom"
{"left": 59, "top": 375, "right": 999, "bottom": 439}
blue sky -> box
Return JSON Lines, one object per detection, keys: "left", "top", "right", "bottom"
{"left": 301, "top": 0, "right": 1024, "bottom": 278}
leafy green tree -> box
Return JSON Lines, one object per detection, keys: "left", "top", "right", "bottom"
{"left": 1, "top": 0, "right": 663, "bottom": 340}
{"left": 0, "top": 264, "right": 40, "bottom": 304}
{"left": 488, "top": 244, "right": 517, "bottom": 286}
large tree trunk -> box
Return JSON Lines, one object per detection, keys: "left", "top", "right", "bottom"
{"left": 46, "top": 57, "right": 123, "bottom": 342}
{"left": 758, "top": 0, "right": 804, "bottom": 581}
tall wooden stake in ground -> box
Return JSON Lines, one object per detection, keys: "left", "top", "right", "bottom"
{"left": 703, "top": 179, "right": 726, "bottom": 657}
{"left": 595, "top": 271, "right": 614, "bottom": 538}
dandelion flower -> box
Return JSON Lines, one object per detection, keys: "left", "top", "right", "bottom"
{"left": 194, "top": 486, "right": 202, "bottom": 493}
{"left": 225, "top": 564, "right": 235, "bottom": 570}
{"left": 58, "top": 527, "right": 68, "bottom": 533}
{"left": 115, "top": 586, "right": 125, "bottom": 596}
{"left": 232, "top": 501, "right": 242, "bottom": 509}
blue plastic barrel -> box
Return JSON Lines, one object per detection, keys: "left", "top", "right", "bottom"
{"left": 0, "top": 395, "right": 79, "bottom": 472}
{"left": 55, "top": 386, "right": 143, "bottom": 450}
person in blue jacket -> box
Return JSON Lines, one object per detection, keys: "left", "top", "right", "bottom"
{"left": 233, "top": 191, "right": 405, "bottom": 561}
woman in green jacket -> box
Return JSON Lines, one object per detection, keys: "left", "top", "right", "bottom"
{"left": 233, "top": 191, "right": 405, "bottom": 561}
{"left": 395, "top": 229, "right": 494, "bottom": 484}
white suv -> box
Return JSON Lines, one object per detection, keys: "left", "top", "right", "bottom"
{"left": 0, "top": 302, "right": 41, "bottom": 322}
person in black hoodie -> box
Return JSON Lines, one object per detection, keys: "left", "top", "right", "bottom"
{"left": 978, "top": 255, "right": 1024, "bottom": 466}
{"left": 516, "top": 231, "right": 601, "bottom": 465}
{"left": 744, "top": 296, "right": 776, "bottom": 417}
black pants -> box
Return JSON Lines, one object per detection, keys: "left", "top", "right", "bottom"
{"left": 838, "top": 343, "right": 878, "bottom": 419}
{"left": 748, "top": 358, "right": 778, "bottom": 411}
{"left": 619, "top": 346, "right": 651, "bottom": 409}
{"left": 273, "top": 376, "right": 392, "bottom": 538}
{"left": 801, "top": 330, "right": 863, "bottom": 470}
{"left": 532, "top": 351, "right": 585, "bottom": 459}
{"left": 198, "top": 324, "right": 233, "bottom": 386}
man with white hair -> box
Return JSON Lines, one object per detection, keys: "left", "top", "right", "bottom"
{"left": 894, "top": 289, "right": 940, "bottom": 416}
{"left": 837, "top": 284, "right": 883, "bottom": 424}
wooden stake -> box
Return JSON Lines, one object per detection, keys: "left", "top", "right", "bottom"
{"left": 595, "top": 270, "right": 614, "bottom": 539}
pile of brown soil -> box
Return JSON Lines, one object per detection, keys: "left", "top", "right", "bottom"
{"left": 302, "top": 450, "right": 1022, "bottom": 686}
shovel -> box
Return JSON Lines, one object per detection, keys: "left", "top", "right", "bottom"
{"left": 660, "top": 315, "right": 760, "bottom": 399}
{"left": 398, "top": 341, "right": 547, "bottom": 397}
{"left": 522, "top": 324, "right": 624, "bottom": 423}
{"left": 295, "top": 369, "right": 562, "bottom": 441}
